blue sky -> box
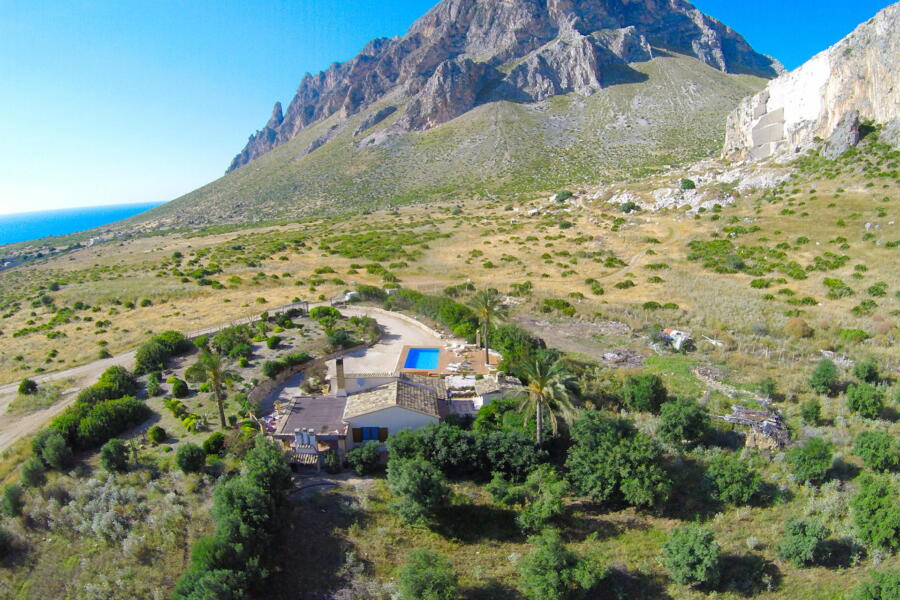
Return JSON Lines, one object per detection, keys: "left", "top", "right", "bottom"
{"left": 0, "top": 0, "right": 892, "bottom": 215}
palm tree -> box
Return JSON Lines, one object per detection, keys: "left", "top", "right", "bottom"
{"left": 469, "top": 288, "right": 508, "bottom": 366}
{"left": 514, "top": 357, "right": 578, "bottom": 445}
{"left": 189, "top": 350, "right": 237, "bottom": 430}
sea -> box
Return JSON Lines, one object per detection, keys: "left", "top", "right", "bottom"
{"left": 0, "top": 202, "right": 164, "bottom": 247}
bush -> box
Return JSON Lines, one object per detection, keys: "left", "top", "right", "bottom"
{"left": 846, "top": 383, "right": 884, "bottom": 419}
{"left": 621, "top": 374, "right": 667, "bottom": 413}
{"left": 658, "top": 398, "right": 708, "bottom": 447}
{"left": 203, "top": 432, "right": 227, "bottom": 456}
{"left": 851, "top": 473, "right": 900, "bottom": 551}
{"left": 853, "top": 357, "right": 880, "bottom": 383}
{"left": 20, "top": 456, "right": 46, "bottom": 488}
{"left": 784, "top": 317, "right": 813, "bottom": 338}
{"left": 265, "top": 335, "right": 281, "bottom": 350}
{"left": 346, "top": 441, "right": 381, "bottom": 476}
{"left": 0, "top": 484, "right": 24, "bottom": 517}
{"left": 41, "top": 431, "right": 73, "bottom": 470}
{"left": 704, "top": 453, "right": 761, "bottom": 505}
{"left": 853, "top": 430, "right": 899, "bottom": 472}
{"left": 787, "top": 437, "right": 833, "bottom": 485}
{"left": 99, "top": 438, "right": 129, "bottom": 473}
{"left": 680, "top": 178, "right": 697, "bottom": 190}
{"left": 18, "top": 378, "right": 37, "bottom": 395}
{"left": 517, "top": 530, "right": 605, "bottom": 600}
{"left": 809, "top": 359, "right": 839, "bottom": 395}
{"left": 386, "top": 458, "right": 449, "bottom": 525}
{"left": 135, "top": 331, "right": 192, "bottom": 374}
{"left": 170, "top": 378, "right": 189, "bottom": 399}
{"left": 309, "top": 306, "right": 341, "bottom": 322}
{"left": 397, "top": 549, "right": 460, "bottom": 600}
{"left": 775, "top": 518, "right": 829, "bottom": 567}
{"left": 147, "top": 425, "right": 167, "bottom": 445}
{"left": 849, "top": 569, "right": 900, "bottom": 600}
{"left": 662, "top": 524, "right": 720, "bottom": 588}
{"left": 97, "top": 366, "right": 138, "bottom": 397}
{"left": 72, "top": 397, "right": 152, "bottom": 449}
{"left": 800, "top": 399, "right": 821, "bottom": 424}
{"left": 176, "top": 443, "right": 207, "bottom": 473}
{"left": 488, "top": 465, "right": 568, "bottom": 533}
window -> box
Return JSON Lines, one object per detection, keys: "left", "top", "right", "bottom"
{"left": 361, "top": 427, "right": 380, "bottom": 441}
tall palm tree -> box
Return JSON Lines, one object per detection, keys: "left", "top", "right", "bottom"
{"left": 514, "top": 357, "right": 578, "bottom": 445}
{"left": 469, "top": 288, "right": 508, "bottom": 366}
{"left": 190, "top": 350, "right": 237, "bottom": 430}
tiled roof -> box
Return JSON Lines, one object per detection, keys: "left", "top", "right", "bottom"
{"left": 474, "top": 375, "right": 523, "bottom": 396}
{"left": 344, "top": 380, "right": 440, "bottom": 419}
{"left": 402, "top": 373, "right": 447, "bottom": 398}
{"left": 276, "top": 396, "right": 348, "bottom": 437}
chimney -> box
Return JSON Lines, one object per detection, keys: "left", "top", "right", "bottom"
{"left": 293, "top": 428, "right": 302, "bottom": 447}
{"left": 335, "top": 358, "right": 347, "bottom": 397}
{"left": 308, "top": 429, "right": 317, "bottom": 449}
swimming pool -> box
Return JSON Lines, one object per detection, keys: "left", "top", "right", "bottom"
{"left": 404, "top": 348, "right": 440, "bottom": 370}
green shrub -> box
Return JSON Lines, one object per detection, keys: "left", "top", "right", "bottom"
{"left": 622, "top": 374, "right": 667, "bottom": 413}
{"left": 347, "top": 441, "right": 382, "bottom": 476}
{"left": 800, "top": 399, "right": 821, "bottom": 424}
{"left": 853, "top": 357, "right": 880, "bottom": 383}
{"left": 853, "top": 430, "right": 899, "bottom": 472}
{"left": 265, "top": 335, "right": 281, "bottom": 350}
{"left": 680, "top": 178, "right": 696, "bottom": 190}
{"left": 20, "top": 456, "right": 46, "bottom": 488}
{"left": 848, "top": 569, "right": 900, "bottom": 600}
{"left": 658, "top": 398, "right": 708, "bottom": 447}
{"left": 18, "top": 378, "right": 37, "bottom": 395}
{"left": 487, "top": 465, "right": 568, "bottom": 533}
{"left": 170, "top": 378, "right": 189, "bottom": 398}
{"left": 809, "top": 359, "right": 840, "bottom": 395}
{"left": 851, "top": 473, "right": 900, "bottom": 551}
{"left": 788, "top": 437, "right": 832, "bottom": 485}
{"left": 846, "top": 383, "right": 884, "bottom": 419}
{"left": 203, "top": 432, "right": 226, "bottom": 456}
{"left": 0, "top": 484, "right": 24, "bottom": 517}
{"left": 662, "top": 524, "right": 720, "bottom": 588}
{"left": 397, "top": 549, "right": 460, "bottom": 600}
{"left": 147, "top": 425, "right": 167, "bottom": 445}
{"left": 176, "top": 443, "right": 207, "bottom": 473}
{"left": 386, "top": 458, "right": 449, "bottom": 526}
{"left": 72, "top": 397, "right": 151, "bottom": 449}
{"left": 135, "top": 331, "right": 192, "bottom": 374}
{"left": 776, "top": 518, "right": 829, "bottom": 567}
{"left": 704, "top": 453, "right": 760, "bottom": 505}
{"left": 99, "top": 438, "right": 129, "bottom": 473}
{"left": 517, "top": 530, "right": 605, "bottom": 600}
{"left": 41, "top": 431, "right": 73, "bottom": 470}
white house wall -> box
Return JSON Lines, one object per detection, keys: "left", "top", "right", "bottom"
{"left": 346, "top": 406, "right": 438, "bottom": 448}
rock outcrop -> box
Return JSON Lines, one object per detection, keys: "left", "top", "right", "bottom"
{"left": 723, "top": 2, "right": 900, "bottom": 161}
{"left": 229, "top": 0, "right": 778, "bottom": 172}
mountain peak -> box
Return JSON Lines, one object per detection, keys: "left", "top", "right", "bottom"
{"left": 227, "top": 0, "right": 778, "bottom": 172}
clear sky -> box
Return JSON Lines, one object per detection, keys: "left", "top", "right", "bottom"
{"left": 0, "top": 0, "right": 893, "bottom": 215}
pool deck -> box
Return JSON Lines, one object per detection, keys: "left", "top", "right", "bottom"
{"left": 397, "top": 345, "right": 500, "bottom": 376}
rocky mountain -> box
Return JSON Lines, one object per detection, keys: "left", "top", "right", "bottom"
{"left": 229, "top": 0, "right": 779, "bottom": 172}
{"left": 723, "top": 2, "right": 900, "bottom": 161}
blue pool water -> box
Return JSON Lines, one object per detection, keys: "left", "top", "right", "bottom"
{"left": 404, "top": 348, "right": 440, "bottom": 370}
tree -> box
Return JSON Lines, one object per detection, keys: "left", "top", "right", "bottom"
{"left": 851, "top": 473, "right": 900, "bottom": 551}
{"left": 41, "top": 431, "right": 73, "bottom": 470}
{"left": 800, "top": 399, "right": 821, "bottom": 424}
{"left": 853, "top": 430, "right": 899, "bottom": 472}
{"left": 621, "top": 374, "right": 667, "bottom": 413}
{"left": 386, "top": 458, "right": 449, "bottom": 526}
{"left": 18, "top": 378, "right": 37, "bottom": 395}
{"left": 704, "top": 453, "right": 761, "bottom": 505}
{"left": 346, "top": 441, "right": 381, "bottom": 476}
{"left": 170, "top": 378, "right": 190, "bottom": 399}
{"left": 20, "top": 456, "right": 46, "bottom": 488}
{"left": 176, "top": 443, "right": 207, "bottom": 474}
{"left": 776, "top": 518, "right": 830, "bottom": 567}
{"left": 100, "top": 438, "right": 129, "bottom": 472}
{"left": 658, "top": 398, "right": 708, "bottom": 447}
{"left": 787, "top": 437, "right": 832, "bottom": 485}
{"left": 513, "top": 357, "right": 577, "bottom": 445}
{"left": 397, "top": 549, "right": 459, "bottom": 600}
{"left": 846, "top": 383, "right": 884, "bottom": 419}
{"left": 566, "top": 411, "right": 671, "bottom": 507}
{"left": 147, "top": 425, "right": 167, "bottom": 445}
{"left": 849, "top": 569, "right": 900, "bottom": 600}
{"left": 0, "top": 484, "right": 24, "bottom": 517}
{"left": 487, "top": 465, "right": 568, "bottom": 533}
{"left": 188, "top": 350, "right": 237, "bottom": 429}
{"left": 662, "top": 524, "right": 720, "bottom": 588}
{"left": 853, "top": 357, "right": 880, "bottom": 383}
{"left": 242, "top": 436, "right": 293, "bottom": 499}
{"left": 469, "top": 288, "right": 509, "bottom": 365}
{"left": 809, "top": 359, "right": 839, "bottom": 395}
{"left": 517, "top": 530, "right": 605, "bottom": 600}
{"left": 202, "top": 432, "right": 226, "bottom": 456}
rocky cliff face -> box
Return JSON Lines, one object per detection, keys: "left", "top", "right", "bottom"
{"left": 723, "top": 2, "right": 900, "bottom": 161}
{"left": 228, "top": 0, "right": 778, "bottom": 172}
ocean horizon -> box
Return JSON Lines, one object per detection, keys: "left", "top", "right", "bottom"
{"left": 0, "top": 202, "right": 165, "bottom": 247}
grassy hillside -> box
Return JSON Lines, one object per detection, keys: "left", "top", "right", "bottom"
{"left": 132, "top": 53, "right": 763, "bottom": 230}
